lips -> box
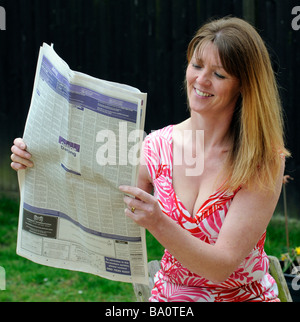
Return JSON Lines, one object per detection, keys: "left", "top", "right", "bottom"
{"left": 194, "top": 88, "right": 214, "bottom": 97}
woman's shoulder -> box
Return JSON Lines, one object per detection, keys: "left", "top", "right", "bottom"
{"left": 145, "top": 119, "right": 191, "bottom": 142}
{"left": 145, "top": 125, "right": 174, "bottom": 144}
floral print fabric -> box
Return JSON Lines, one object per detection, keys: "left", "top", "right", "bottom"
{"left": 144, "top": 125, "right": 279, "bottom": 302}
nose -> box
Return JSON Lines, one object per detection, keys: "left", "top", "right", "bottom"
{"left": 196, "top": 69, "right": 211, "bottom": 87}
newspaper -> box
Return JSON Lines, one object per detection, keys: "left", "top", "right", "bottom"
{"left": 16, "top": 43, "right": 149, "bottom": 285}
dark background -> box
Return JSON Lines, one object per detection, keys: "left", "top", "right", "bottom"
{"left": 0, "top": 0, "right": 299, "bottom": 217}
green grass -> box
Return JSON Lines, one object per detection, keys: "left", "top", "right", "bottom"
{"left": 0, "top": 196, "right": 164, "bottom": 302}
{"left": 0, "top": 196, "right": 299, "bottom": 302}
{"left": 265, "top": 215, "right": 300, "bottom": 258}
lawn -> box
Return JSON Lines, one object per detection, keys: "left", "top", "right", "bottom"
{"left": 0, "top": 196, "right": 164, "bottom": 302}
{"left": 0, "top": 195, "right": 299, "bottom": 302}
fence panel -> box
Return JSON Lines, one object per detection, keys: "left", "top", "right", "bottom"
{"left": 0, "top": 0, "right": 299, "bottom": 215}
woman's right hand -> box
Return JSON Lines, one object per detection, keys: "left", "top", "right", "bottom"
{"left": 10, "top": 138, "right": 34, "bottom": 171}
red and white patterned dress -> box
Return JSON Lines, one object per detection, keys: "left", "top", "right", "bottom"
{"left": 144, "top": 125, "right": 279, "bottom": 302}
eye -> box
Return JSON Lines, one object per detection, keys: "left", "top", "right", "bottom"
{"left": 192, "top": 63, "right": 202, "bottom": 69}
{"left": 215, "top": 72, "right": 226, "bottom": 79}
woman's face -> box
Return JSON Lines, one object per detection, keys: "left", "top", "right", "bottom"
{"left": 186, "top": 42, "right": 241, "bottom": 118}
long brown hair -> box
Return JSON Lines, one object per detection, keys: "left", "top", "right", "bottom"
{"left": 186, "top": 17, "right": 290, "bottom": 192}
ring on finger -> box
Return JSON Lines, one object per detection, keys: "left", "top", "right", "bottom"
{"left": 131, "top": 207, "right": 136, "bottom": 213}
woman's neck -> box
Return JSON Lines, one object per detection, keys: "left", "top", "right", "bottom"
{"left": 183, "top": 111, "right": 233, "bottom": 152}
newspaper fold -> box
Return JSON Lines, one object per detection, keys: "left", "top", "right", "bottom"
{"left": 17, "top": 43, "right": 149, "bottom": 285}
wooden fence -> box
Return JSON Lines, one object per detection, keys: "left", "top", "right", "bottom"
{"left": 0, "top": 0, "right": 299, "bottom": 215}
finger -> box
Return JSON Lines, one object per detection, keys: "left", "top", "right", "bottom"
{"left": 123, "top": 195, "right": 143, "bottom": 212}
{"left": 10, "top": 154, "right": 34, "bottom": 168}
{"left": 119, "top": 185, "right": 154, "bottom": 204}
{"left": 13, "top": 138, "right": 27, "bottom": 150}
{"left": 11, "top": 162, "right": 27, "bottom": 171}
{"left": 11, "top": 145, "right": 32, "bottom": 160}
{"left": 124, "top": 208, "right": 137, "bottom": 221}
{"left": 124, "top": 208, "right": 144, "bottom": 226}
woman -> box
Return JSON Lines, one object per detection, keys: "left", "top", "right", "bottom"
{"left": 12, "top": 17, "right": 289, "bottom": 302}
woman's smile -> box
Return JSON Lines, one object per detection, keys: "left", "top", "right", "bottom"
{"left": 194, "top": 88, "right": 214, "bottom": 98}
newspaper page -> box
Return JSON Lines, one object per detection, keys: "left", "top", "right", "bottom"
{"left": 16, "top": 43, "right": 149, "bottom": 285}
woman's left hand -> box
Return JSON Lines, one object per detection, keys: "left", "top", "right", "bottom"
{"left": 119, "top": 185, "right": 163, "bottom": 231}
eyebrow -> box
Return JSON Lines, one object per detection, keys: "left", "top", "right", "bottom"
{"left": 193, "top": 58, "right": 224, "bottom": 70}
{"left": 212, "top": 65, "right": 224, "bottom": 70}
